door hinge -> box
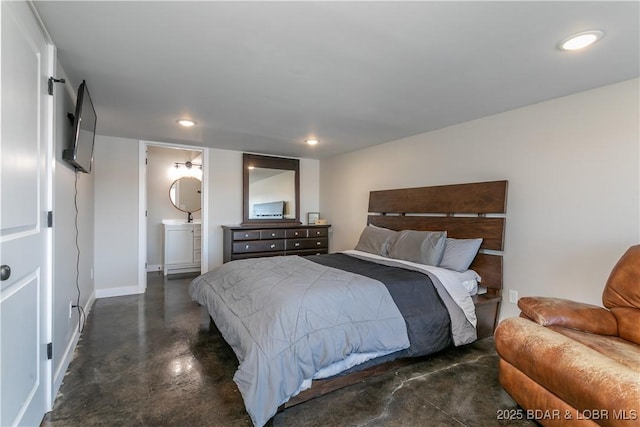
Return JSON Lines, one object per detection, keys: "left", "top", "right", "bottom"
{"left": 47, "top": 211, "right": 53, "bottom": 228}
{"left": 145, "top": 210, "right": 148, "bottom": 217}
{"left": 48, "top": 77, "right": 65, "bottom": 96}
{"left": 47, "top": 342, "right": 53, "bottom": 360}
{"left": 145, "top": 158, "right": 148, "bottom": 165}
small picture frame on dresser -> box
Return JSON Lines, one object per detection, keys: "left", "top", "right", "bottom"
{"left": 307, "top": 212, "right": 320, "bottom": 225}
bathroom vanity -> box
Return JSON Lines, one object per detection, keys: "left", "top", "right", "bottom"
{"left": 163, "top": 220, "right": 201, "bottom": 275}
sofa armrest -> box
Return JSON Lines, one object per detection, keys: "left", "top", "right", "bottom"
{"left": 518, "top": 296, "right": 618, "bottom": 336}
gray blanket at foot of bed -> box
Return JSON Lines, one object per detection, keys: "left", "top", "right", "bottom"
{"left": 189, "top": 255, "right": 410, "bottom": 427}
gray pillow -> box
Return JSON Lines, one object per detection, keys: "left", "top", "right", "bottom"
{"left": 354, "top": 225, "right": 398, "bottom": 256}
{"left": 439, "top": 238, "right": 483, "bottom": 272}
{"left": 388, "top": 230, "right": 447, "bottom": 266}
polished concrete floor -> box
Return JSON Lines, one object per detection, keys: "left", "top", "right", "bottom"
{"left": 43, "top": 272, "right": 534, "bottom": 427}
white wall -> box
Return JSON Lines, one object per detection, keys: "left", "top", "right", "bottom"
{"left": 300, "top": 158, "right": 321, "bottom": 223}
{"left": 205, "top": 149, "right": 321, "bottom": 268}
{"left": 93, "top": 135, "right": 140, "bottom": 297}
{"left": 93, "top": 143, "right": 320, "bottom": 291}
{"left": 320, "top": 78, "right": 640, "bottom": 320}
{"left": 51, "top": 63, "right": 95, "bottom": 397}
{"left": 207, "top": 149, "right": 243, "bottom": 268}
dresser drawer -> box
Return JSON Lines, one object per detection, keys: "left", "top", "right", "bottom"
{"left": 233, "top": 230, "right": 261, "bottom": 241}
{"left": 285, "top": 238, "right": 328, "bottom": 251}
{"left": 307, "top": 227, "right": 328, "bottom": 237}
{"left": 260, "top": 229, "right": 286, "bottom": 239}
{"left": 233, "top": 240, "right": 285, "bottom": 254}
{"left": 285, "top": 229, "right": 308, "bottom": 238}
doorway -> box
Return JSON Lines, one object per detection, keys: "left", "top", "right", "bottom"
{"left": 138, "top": 141, "right": 209, "bottom": 292}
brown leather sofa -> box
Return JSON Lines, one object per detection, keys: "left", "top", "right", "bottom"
{"left": 495, "top": 245, "right": 640, "bottom": 427}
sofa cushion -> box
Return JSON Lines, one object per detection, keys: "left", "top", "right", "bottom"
{"left": 548, "top": 325, "right": 640, "bottom": 371}
{"left": 495, "top": 317, "right": 640, "bottom": 424}
{"left": 603, "top": 245, "right": 640, "bottom": 345}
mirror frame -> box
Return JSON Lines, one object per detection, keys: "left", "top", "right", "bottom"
{"left": 169, "top": 176, "right": 202, "bottom": 213}
{"left": 242, "top": 153, "right": 300, "bottom": 225}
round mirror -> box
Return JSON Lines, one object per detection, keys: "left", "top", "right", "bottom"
{"left": 169, "top": 177, "right": 202, "bottom": 213}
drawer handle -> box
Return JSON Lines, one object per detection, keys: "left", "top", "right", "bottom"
{"left": 245, "top": 234, "right": 249, "bottom": 238}
{"left": 294, "top": 243, "right": 300, "bottom": 247}
{"left": 315, "top": 231, "right": 321, "bottom": 235}
{"left": 0, "top": 265, "right": 10, "bottom": 281}
{"left": 316, "top": 241, "right": 322, "bottom": 246}
{"left": 245, "top": 245, "right": 250, "bottom": 250}
{"left": 270, "top": 244, "right": 276, "bottom": 249}
{"left": 271, "top": 233, "right": 276, "bottom": 236}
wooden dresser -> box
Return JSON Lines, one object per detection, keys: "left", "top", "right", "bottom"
{"left": 222, "top": 224, "right": 331, "bottom": 263}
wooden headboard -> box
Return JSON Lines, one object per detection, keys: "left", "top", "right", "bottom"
{"left": 366, "top": 180, "right": 508, "bottom": 297}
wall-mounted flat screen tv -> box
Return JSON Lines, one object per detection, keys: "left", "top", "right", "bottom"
{"left": 63, "top": 80, "right": 96, "bottom": 173}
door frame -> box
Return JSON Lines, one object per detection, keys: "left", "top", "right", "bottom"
{"left": 138, "top": 140, "right": 209, "bottom": 292}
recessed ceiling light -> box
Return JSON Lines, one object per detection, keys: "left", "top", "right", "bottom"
{"left": 559, "top": 30, "right": 604, "bottom": 51}
{"left": 306, "top": 139, "right": 319, "bottom": 146}
{"left": 177, "top": 119, "right": 196, "bottom": 127}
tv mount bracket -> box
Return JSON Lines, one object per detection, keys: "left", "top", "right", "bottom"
{"left": 48, "top": 77, "right": 66, "bottom": 96}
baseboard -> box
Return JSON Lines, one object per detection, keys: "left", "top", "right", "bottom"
{"left": 52, "top": 290, "right": 96, "bottom": 404}
{"left": 95, "top": 285, "right": 141, "bottom": 299}
{"left": 146, "top": 264, "right": 162, "bottom": 272}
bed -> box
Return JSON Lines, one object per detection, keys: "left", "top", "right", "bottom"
{"left": 189, "top": 180, "right": 508, "bottom": 426}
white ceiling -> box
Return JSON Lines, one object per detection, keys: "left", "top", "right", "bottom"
{"left": 34, "top": 1, "right": 639, "bottom": 159}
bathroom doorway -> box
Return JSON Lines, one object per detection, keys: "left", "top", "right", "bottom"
{"left": 138, "top": 140, "right": 209, "bottom": 291}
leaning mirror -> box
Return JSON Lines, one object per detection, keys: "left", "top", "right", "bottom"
{"left": 243, "top": 153, "right": 300, "bottom": 224}
{"left": 169, "top": 177, "right": 202, "bottom": 213}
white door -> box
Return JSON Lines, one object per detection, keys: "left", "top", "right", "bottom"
{"left": 1, "top": 2, "right": 52, "bottom": 426}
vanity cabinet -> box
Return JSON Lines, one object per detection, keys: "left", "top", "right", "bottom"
{"left": 222, "top": 224, "right": 330, "bottom": 263}
{"left": 163, "top": 221, "right": 201, "bottom": 275}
